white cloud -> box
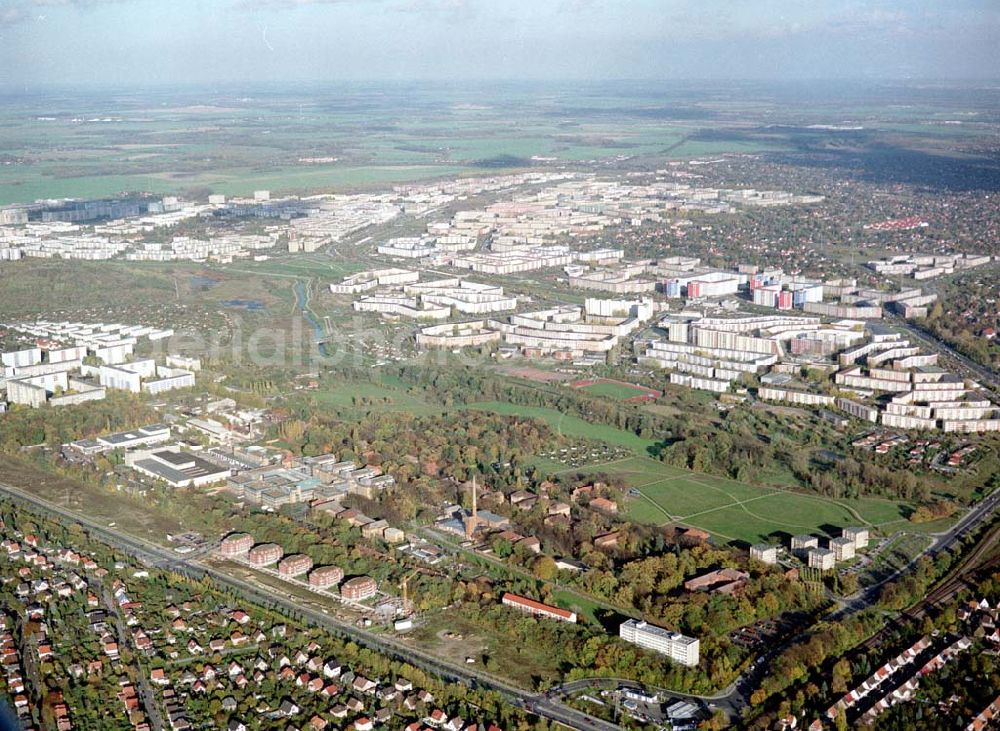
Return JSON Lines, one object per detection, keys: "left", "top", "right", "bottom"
{"left": 0, "top": 0, "right": 125, "bottom": 26}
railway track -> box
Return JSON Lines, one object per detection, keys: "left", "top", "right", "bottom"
{"left": 860, "top": 522, "right": 1000, "bottom": 651}
{"left": 909, "top": 548, "right": 1000, "bottom": 619}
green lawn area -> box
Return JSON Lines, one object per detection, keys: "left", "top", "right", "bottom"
{"left": 620, "top": 460, "right": 910, "bottom": 543}
{"left": 579, "top": 382, "right": 651, "bottom": 400}
{"left": 551, "top": 589, "right": 605, "bottom": 626}
{"left": 563, "top": 454, "right": 910, "bottom": 544}
{"left": 564, "top": 454, "right": 692, "bottom": 484}
{"left": 465, "top": 401, "right": 658, "bottom": 454}
{"left": 528, "top": 456, "right": 574, "bottom": 474}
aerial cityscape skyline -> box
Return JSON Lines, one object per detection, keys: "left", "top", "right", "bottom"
{"left": 1, "top": 2, "right": 999, "bottom": 730}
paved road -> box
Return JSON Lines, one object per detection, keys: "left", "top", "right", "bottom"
{"left": 15, "top": 614, "right": 42, "bottom": 725}
{"left": 101, "top": 583, "right": 165, "bottom": 731}
{"left": 890, "top": 319, "right": 1000, "bottom": 395}
{"left": 551, "top": 677, "right": 744, "bottom": 719}
{"left": 831, "top": 482, "right": 1000, "bottom": 619}
{"left": 0, "top": 481, "right": 618, "bottom": 731}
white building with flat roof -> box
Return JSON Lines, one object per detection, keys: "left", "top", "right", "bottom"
{"left": 619, "top": 619, "right": 699, "bottom": 667}
{"left": 142, "top": 366, "right": 195, "bottom": 395}
{"left": 750, "top": 544, "right": 778, "bottom": 565}
{"left": 808, "top": 548, "right": 835, "bottom": 571}
{"left": 791, "top": 535, "right": 819, "bottom": 556}
{"left": 830, "top": 537, "right": 856, "bottom": 562}
{"left": 842, "top": 527, "right": 869, "bottom": 551}
{"left": 1, "top": 348, "right": 42, "bottom": 368}
{"left": 96, "top": 424, "right": 171, "bottom": 450}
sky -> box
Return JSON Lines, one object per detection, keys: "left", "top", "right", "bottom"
{"left": 1, "top": 0, "right": 999, "bottom": 86}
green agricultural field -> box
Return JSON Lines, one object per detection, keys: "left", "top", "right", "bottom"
{"left": 529, "top": 456, "right": 580, "bottom": 474}
{"left": 666, "top": 139, "right": 793, "bottom": 158}
{"left": 465, "top": 401, "right": 658, "bottom": 454}
{"left": 578, "top": 382, "right": 651, "bottom": 400}
{"left": 564, "top": 454, "right": 691, "bottom": 484}
{"left": 0, "top": 84, "right": 803, "bottom": 206}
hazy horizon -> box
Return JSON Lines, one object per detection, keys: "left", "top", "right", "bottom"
{"left": 3, "top": 0, "right": 999, "bottom": 87}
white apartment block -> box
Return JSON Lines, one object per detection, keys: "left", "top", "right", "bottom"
{"left": 619, "top": 619, "right": 699, "bottom": 667}
{"left": 376, "top": 236, "right": 437, "bottom": 258}
{"left": 165, "top": 354, "right": 202, "bottom": 371}
{"left": 98, "top": 360, "right": 155, "bottom": 393}
{"left": 6, "top": 371, "right": 69, "bottom": 407}
{"left": 837, "top": 398, "right": 879, "bottom": 423}
{"left": 330, "top": 268, "right": 419, "bottom": 294}
{"left": 143, "top": 366, "right": 196, "bottom": 395}
{"left": 808, "top": 548, "right": 836, "bottom": 571}
{"left": 750, "top": 544, "right": 778, "bottom": 564}
{"left": 353, "top": 296, "right": 451, "bottom": 320}
{"left": 669, "top": 372, "right": 730, "bottom": 393}
{"left": 758, "top": 387, "right": 835, "bottom": 407}
{"left": 1, "top": 348, "right": 42, "bottom": 368}
{"left": 569, "top": 268, "right": 657, "bottom": 294}
{"left": 830, "top": 537, "right": 856, "bottom": 562}
{"left": 415, "top": 321, "right": 502, "bottom": 349}
{"left": 791, "top": 535, "right": 819, "bottom": 555}
{"left": 842, "top": 527, "right": 869, "bottom": 551}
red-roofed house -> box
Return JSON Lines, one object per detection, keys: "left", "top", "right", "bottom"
{"left": 501, "top": 593, "right": 576, "bottom": 623}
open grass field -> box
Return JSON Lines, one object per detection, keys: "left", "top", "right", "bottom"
{"left": 862, "top": 533, "right": 933, "bottom": 583}
{"left": 567, "top": 454, "right": 911, "bottom": 544}
{"left": 459, "top": 402, "right": 913, "bottom": 543}
{"left": 550, "top": 589, "right": 606, "bottom": 626}
{"left": 411, "top": 608, "right": 580, "bottom": 689}
{"left": 225, "top": 255, "right": 369, "bottom": 280}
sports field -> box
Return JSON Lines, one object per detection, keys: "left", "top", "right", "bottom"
{"left": 573, "top": 455, "right": 911, "bottom": 544}
{"left": 573, "top": 378, "right": 660, "bottom": 402}
{"left": 581, "top": 382, "right": 650, "bottom": 400}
